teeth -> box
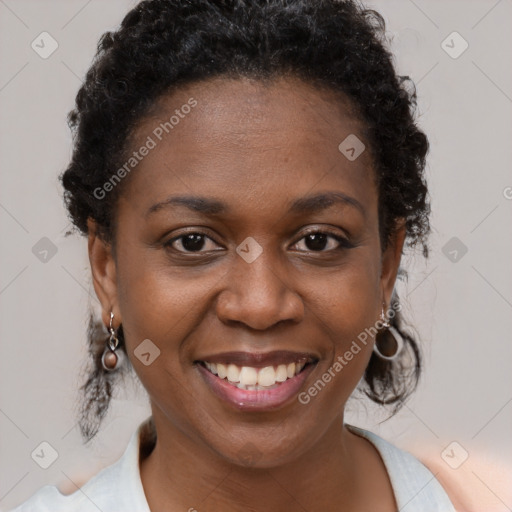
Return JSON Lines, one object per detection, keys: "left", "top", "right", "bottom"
{"left": 257, "top": 366, "right": 276, "bottom": 386}
{"left": 295, "top": 360, "right": 306, "bottom": 374}
{"left": 217, "top": 363, "right": 227, "bottom": 379}
{"left": 204, "top": 359, "right": 312, "bottom": 390}
{"left": 239, "top": 366, "right": 258, "bottom": 386}
{"left": 275, "top": 364, "right": 288, "bottom": 382}
{"left": 226, "top": 364, "right": 241, "bottom": 383}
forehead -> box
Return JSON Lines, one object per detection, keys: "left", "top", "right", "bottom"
{"left": 119, "top": 76, "right": 376, "bottom": 221}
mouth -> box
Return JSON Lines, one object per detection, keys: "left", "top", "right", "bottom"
{"left": 195, "top": 351, "right": 318, "bottom": 410}
{"left": 199, "top": 357, "right": 314, "bottom": 390}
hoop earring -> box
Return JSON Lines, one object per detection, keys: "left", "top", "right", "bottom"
{"left": 373, "top": 304, "right": 404, "bottom": 361}
{"left": 101, "top": 312, "right": 124, "bottom": 371}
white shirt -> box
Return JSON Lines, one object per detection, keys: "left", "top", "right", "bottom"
{"left": 9, "top": 417, "right": 456, "bottom": 511}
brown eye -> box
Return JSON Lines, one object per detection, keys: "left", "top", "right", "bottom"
{"left": 304, "top": 233, "right": 330, "bottom": 251}
{"left": 179, "top": 234, "right": 206, "bottom": 252}
{"left": 166, "top": 233, "right": 220, "bottom": 253}
{"left": 293, "top": 230, "right": 353, "bottom": 253}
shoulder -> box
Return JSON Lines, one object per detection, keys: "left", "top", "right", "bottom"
{"left": 347, "top": 425, "right": 456, "bottom": 512}
{"left": 8, "top": 483, "right": 90, "bottom": 512}
{"left": 8, "top": 463, "right": 120, "bottom": 512}
{"left": 8, "top": 419, "right": 153, "bottom": 512}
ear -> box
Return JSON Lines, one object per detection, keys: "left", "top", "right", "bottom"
{"left": 380, "top": 220, "right": 406, "bottom": 306}
{"left": 87, "top": 219, "right": 120, "bottom": 328}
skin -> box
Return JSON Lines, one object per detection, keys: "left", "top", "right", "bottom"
{"left": 89, "top": 76, "right": 405, "bottom": 511}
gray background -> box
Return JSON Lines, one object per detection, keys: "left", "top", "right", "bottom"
{"left": 1, "top": 0, "right": 511, "bottom": 510}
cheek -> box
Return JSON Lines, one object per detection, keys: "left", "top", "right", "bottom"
{"left": 298, "top": 254, "right": 382, "bottom": 405}
{"left": 116, "top": 255, "right": 214, "bottom": 353}
{"left": 115, "top": 257, "right": 210, "bottom": 423}
{"left": 114, "top": 241, "right": 230, "bottom": 416}
{"left": 310, "top": 250, "right": 382, "bottom": 339}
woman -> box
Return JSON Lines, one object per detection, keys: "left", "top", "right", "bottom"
{"left": 11, "top": 0, "right": 456, "bottom": 510}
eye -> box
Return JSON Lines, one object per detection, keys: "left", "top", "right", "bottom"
{"left": 165, "top": 232, "right": 221, "bottom": 253}
{"left": 292, "top": 229, "right": 353, "bottom": 252}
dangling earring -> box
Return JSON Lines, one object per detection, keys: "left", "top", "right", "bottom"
{"left": 101, "top": 312, "right": 124, "bottom": 371}
{"left": 373, "top": 304, "right": 404, "bottom": 361}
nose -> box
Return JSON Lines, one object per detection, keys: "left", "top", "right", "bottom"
{"left": 216, "top": 252, "right": 304, "bottom": 330}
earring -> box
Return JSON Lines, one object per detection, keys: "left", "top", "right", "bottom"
{"left": 373, "top": 304, "right": 404, "bottom": 361}
{"left": 101, "top": 312, "right": 124, "bottom": 371}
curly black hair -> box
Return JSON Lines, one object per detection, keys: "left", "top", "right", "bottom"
{"left": 62, "top": 0, "right": 430, "bottom": 442}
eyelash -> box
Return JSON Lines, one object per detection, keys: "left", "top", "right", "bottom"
{"left": 165, "top": 228, "right": 353, "bottom": 255}
{"left": 297, "top": 228, "right": 354, "bottom": 252}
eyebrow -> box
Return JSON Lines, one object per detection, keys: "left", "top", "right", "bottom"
{"left": 147, "top": 195, "right": 226, "bottom": 217}
{"left": 146, "top": 191, "right": 365, "bottom": 217}
{"left": 289, "top": 191, "right": 364, "bottom": 216}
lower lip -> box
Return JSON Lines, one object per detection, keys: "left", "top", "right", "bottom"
{"left": 197, "top": 363, "right": 316, "bottom": 411}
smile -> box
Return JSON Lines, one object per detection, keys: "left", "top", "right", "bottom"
{"left": 201, "top": 359, "right": 310, "bottom": 390}
{"left": 196, "top": 352, "right": 318, "bottom": 410}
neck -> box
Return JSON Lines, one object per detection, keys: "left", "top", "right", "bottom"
{"left": 138, "top": 411, "right": 382, "bottom": 512}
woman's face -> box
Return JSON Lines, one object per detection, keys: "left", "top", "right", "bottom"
{"left": 90, "top": 76, "right": 403, "bottom": 467}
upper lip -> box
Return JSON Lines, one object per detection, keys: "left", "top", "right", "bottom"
{"left": 196, "top": 350, "right": 318, "bottom": 368}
